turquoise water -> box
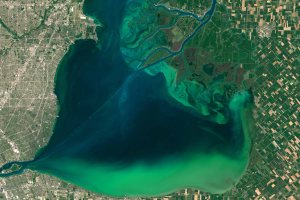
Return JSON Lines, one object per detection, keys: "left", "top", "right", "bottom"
{"left": 0, "top": 0, "right": 253, "bottom": 197}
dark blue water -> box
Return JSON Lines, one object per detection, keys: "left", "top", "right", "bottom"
{"left": 0, "top": 1, "right": 250, "bottom": 194}
{"left": 35, "top": 0, "right": 229, "bottom": 164}
{"left": 1, "top": 0, "right": 232, "bottom": 169}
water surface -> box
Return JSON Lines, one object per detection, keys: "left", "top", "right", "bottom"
{"left": 0, "top": 0, "right": 253, "bottom": 197}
